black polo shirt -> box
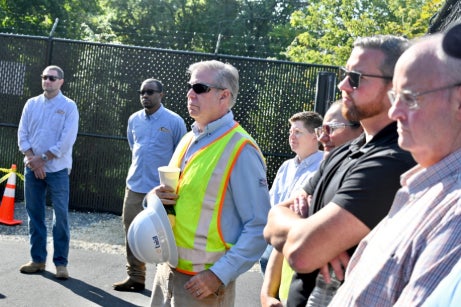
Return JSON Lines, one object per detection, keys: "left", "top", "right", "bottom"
{"left": 287, "top": 122, "right": 416, "bottom": 307}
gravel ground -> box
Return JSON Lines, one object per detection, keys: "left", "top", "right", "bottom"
{"left": 0, "top": 202, "right": 125, "bottom": 255}
{"left": 1, "top": 202, "right": 261, "bottom": 273}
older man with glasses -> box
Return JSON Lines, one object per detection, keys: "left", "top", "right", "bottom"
{"left": 330, "top": 24, "right": 461, "bottom": 306}
{"left": 18, "top": 65, "right": 79, "bottom": 280}
{"left": 263, "top": 35, "right": 416, "bottom": 307}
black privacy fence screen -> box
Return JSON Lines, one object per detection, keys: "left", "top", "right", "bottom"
{"left": 0, "top": 33, "right": 339, "bottom": 214}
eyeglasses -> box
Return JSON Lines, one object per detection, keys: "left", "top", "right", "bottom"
{"left": 41, "top": 75, "right": 61, "bottom": 82}
{"left": 138, "top": 89, "right": 161, "bottom": 95}
{"left": 388, "top": 82, "right": 461, "bottom": 109}
{"left": 314, "top": 122, "right": 359, "bottom": 138}
{"left": 339, "top": 67, "right": 392, "bottom": 89}
{"left": 187, "top": 83, "right": 225, "bottom": 94}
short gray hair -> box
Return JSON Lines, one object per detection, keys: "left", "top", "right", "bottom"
{"left": 187, "top": 60, "right": 239, "bottom": 108}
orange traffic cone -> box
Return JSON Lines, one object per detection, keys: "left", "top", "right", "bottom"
{"left": 0, "top": 164, "right": 22, "bottom": 225}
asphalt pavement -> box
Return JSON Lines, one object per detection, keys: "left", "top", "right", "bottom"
{"left": 0, "top": 239, "right": 263, "bottom": 306}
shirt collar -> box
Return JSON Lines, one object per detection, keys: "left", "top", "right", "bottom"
{"left": 191, "top": 111, "right": 234, "bottom": 136}
{"left": 401, "top": 146, "right": 461, "bottom": 188}
{"left": 143, "top": 104, "right": 164, "bottom": 119}
{"left": 43, "top": 90, "right": 63, "bottom": 103}
{"left": 349, "top": 122, "right": 398, "bottom": 158}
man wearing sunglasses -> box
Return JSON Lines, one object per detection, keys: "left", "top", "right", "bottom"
{"left": 113, "top": 78, "right": 187, "bottom": 292}
{"left": 150, "top": 60, "right": 270, "bottom": 306}
{"left": 18, "top": 65, "right": 79, "bottom": 280}
{"left": 330, "top": 25, "right": 461, "bottom": 306}
{"left": 264, "top": 35, "right": 416, "bottom": 307}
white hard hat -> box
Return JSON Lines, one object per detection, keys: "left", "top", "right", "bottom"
{"left": 127, "top": 193, "right": 178, "bottom": 267}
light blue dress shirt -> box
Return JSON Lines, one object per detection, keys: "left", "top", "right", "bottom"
{"left": 270, "top": 151, "right": 324, "bottom": 206}
{"left": 181, "top": 111, "right": 271, "bottom": 285}
{"left": 18, "top": 91, "right": 79, "bottom": 173}
{"left": 126, "top": 104, "right": 187, "bottom": 193}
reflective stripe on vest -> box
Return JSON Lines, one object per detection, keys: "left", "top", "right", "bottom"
{"left": 169, "top": 123, "right": 263, "bottom": 274}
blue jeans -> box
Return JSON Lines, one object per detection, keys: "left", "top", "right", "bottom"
{"left": 25, "top": 168, "right": 70, "bottom": 266}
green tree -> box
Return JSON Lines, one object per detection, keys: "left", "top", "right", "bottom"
{"left": 0, "top": 0, "right": 102, "bottom": 38}
{"left": 98, "top": 0, "right": 305, "bottom": 58}
{"left": 285, "top": 0, "right": 444, "bottom": 65}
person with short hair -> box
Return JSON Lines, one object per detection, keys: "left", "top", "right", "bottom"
{"left": 269, "top": 111, "right": 324, "bottom": 212}
{"left": 113, "top": 78, "right": 186, "bottom": 292}
{"left": 330, "top": 28, "right": 461, "bottom": 306}
{"left": 18, "top": 65, "right": 79, "bottom": 280}
{"left": 315, "top": 100, "right": 363, "bottom": 154}
{"left": 259, "top": 110, "right": 324, "bottom": 277}
{"left": 260, "top": 101, "right": 363, "bottom": 307}
{"left": 263, "top": 35, "right": 416, "bottom": 307}
{"left": 150, "top": 60, "right": 271, "bottom": 306}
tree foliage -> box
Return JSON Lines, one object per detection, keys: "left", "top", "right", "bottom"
{"left": 285, "top": 0, "right": 443, "bottom": 65}
{"left": 98, "top": 0, "right": 302, "bottom": 58}
{"left": 0, "top": 0, "right": 102, "bottom": 38}
{"left": 0, "top": 0, "right": 445, "bottom": 62}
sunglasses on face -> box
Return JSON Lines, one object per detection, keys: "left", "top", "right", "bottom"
{"left": 314, "top": 122, "right": 359, "bottom": 139}
{"left": 339, "top": 67, "right": 392, "bottom": 89}
{"left": 187, "top": 83, "right": 225, "bottom": 94}
{"left": 41, "top": 75, "right": 61, "bottom": 82}
{"left": 138, "top": 89, "right": 161, "bottom": 96}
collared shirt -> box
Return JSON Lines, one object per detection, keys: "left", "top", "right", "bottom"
{"left": 182, "top": 111, "right": 271, "bottom": 285}
{"left": 18, "top": 91, "right": 79, "bottom": 173}
{"left": 288, "top": 123, "right": 415, "bottom": 306}
{"left": 270, "top": 151, "right": 324, "bottom": 206}
{"left": 306, "top": 122, "right": 415, "bottom": 228}
{"left": 126, "top": 104, "right": 186, "bottom": 193}
{"left": 330, "top": 148, "right": 461, "bottom": 306}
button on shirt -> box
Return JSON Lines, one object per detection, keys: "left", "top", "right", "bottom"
{"left": 126, "top": 104, "right": 187, "bottom": 193}
{"left": 18, "top": 91, "right": 79, "bottom": 173}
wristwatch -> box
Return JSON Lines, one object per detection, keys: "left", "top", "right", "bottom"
{"left": 41, "top": 153, "right": 48, "bottom": 161}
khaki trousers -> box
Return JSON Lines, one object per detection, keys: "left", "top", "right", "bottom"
{"left": 150, "top": 263, "right": 236, "bottom": 307}
{"left": 122, "top": 187, "right": 146, "bottom": 283}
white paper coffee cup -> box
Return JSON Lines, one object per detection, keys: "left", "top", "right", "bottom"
{"left": 158, "top": 166, "right": 181, "bottom": 190}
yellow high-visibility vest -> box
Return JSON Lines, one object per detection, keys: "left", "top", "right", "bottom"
{"left": 169, "top": 122, "right": 264, "bottom": 274}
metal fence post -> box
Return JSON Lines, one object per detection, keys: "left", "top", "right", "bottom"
{"left": 314, "top": 71, "right": 337, "bottom": 116}
{"left": 45, "top": 18, "right": 59, "bottom": 66}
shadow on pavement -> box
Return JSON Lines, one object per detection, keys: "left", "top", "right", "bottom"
{"left": 40, "top": 270, "right": 151, "bottom": 307}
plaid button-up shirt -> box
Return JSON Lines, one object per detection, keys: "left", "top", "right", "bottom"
{"left": 330, "top": 148, "right": 461, "bottom": 306}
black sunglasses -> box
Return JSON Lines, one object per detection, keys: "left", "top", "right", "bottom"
{"left": 339, "top": 67, "right": 392, "bottom": 89}
{"left": 138, "top": 89, "right": 161, "bottom": 95}
{"left": 187, "top": 83, "right": 225, "bottom": 94}
{"left": 41, "top": 75, "right": 61, "bottom": 82}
